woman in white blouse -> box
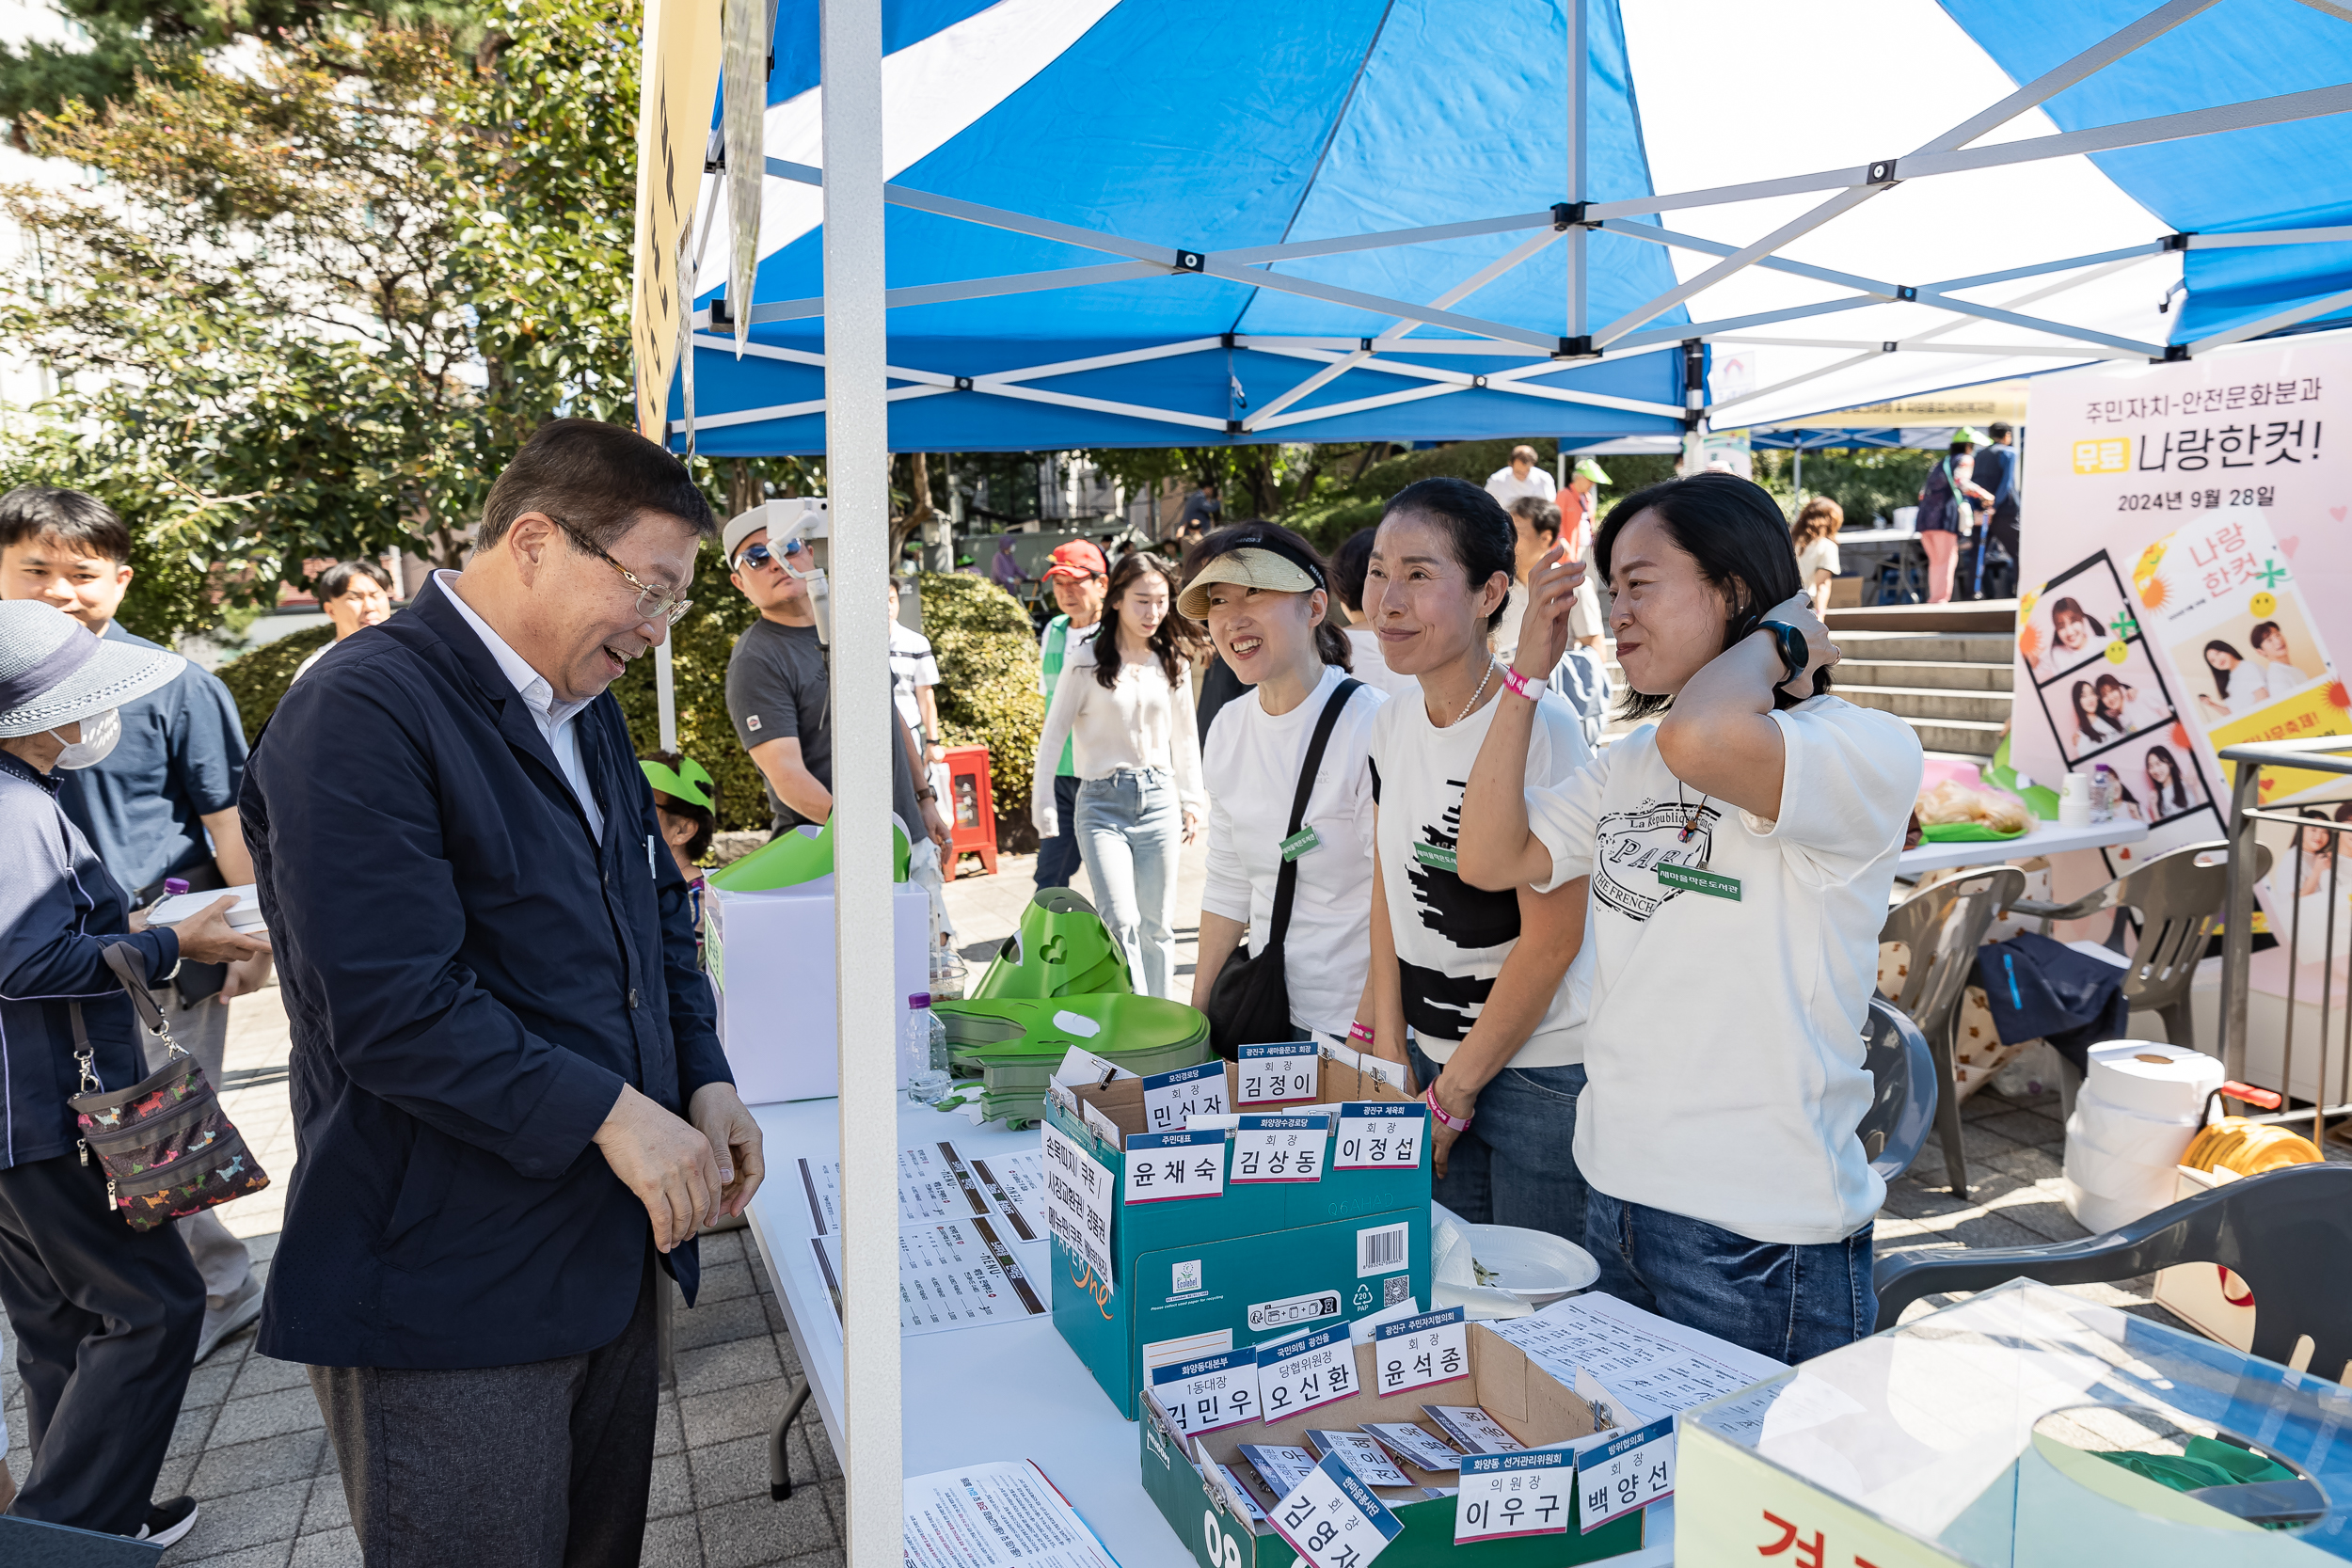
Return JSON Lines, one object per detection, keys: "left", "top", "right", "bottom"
{"left": 1184, "top": 524, "right": 1386, "bottom": 1048}
{"left": 1032, "top": 552, "right": 1206, "bottom": 997}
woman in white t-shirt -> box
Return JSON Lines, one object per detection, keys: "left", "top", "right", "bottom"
{"left": 1459, "top": 471, "right": 1923, "bottom": 1365}
{"left": 1362, "top": 478, "right": 1597, "bottom": 1246}
{"left": 1184, "top": 524, "right": 1386, "bottom": 1046}
{"left": 1032, "top": 553, "right": 1207, "bottom": 998}
{"left": 1789, "top": 496, "right": 1842, "bottom": 617}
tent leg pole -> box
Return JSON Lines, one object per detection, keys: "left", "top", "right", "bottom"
{"left": 820, "top": 0, "right": 902, "bottom": 1564}
{"left": 1565, "top": 0, "right": 1587, "bottom": 340}
{"left": 654, "top": 639, "right": 678, "bottom": 753}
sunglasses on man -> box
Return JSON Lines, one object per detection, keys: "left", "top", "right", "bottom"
{"left": 734, "top": 537, "right": 808, "bottom": 573}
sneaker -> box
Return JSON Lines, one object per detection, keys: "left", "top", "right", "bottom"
{"left": 135, "top": 1496, "right": 199, "bottom": 1547}
{"left": 194, "top": 1275, "right": 264, "bottom": 1365}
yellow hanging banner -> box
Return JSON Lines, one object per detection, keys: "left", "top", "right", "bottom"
{"left": 630, "top": 0, "right": 723, "bottom": 442}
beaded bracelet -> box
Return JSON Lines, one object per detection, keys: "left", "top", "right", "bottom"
{"left": 1424, "top": 1083, "right": 1472, "bottom": 1132}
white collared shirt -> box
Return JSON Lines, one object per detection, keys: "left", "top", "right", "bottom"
{"left": 435, "top": 570, "right": 604, "bottom": 841}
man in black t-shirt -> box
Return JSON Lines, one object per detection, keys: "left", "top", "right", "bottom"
{"left": 721, "top": 507, "right": 936, "bottom": 841}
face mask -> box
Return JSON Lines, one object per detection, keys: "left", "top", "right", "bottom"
{"left": 49, "top": 706, "right": 121, "bottom": 769}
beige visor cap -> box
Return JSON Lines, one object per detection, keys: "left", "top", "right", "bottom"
{"left": 1177, "top": 547, "right": 1320, "bottom": 620}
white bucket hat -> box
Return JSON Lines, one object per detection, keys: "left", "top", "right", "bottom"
{"left": 0, "top": 601, "right": 184, "bottom": 737}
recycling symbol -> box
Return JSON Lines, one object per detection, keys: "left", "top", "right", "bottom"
{"left": 1353, "top": 1283, "right": 1375, "bottom": 1311}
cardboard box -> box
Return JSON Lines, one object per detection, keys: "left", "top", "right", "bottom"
{"left": 1047, "top": 1060, "right": 1432, "bottom": 1418}
{"left": 703, "top": 878, "right": 931, "bottom": 1105}
{"left": 2151, "top": 1164, "right": 2257, "bottom": 1353}
{"left": 1139, "top": 1326, "right": 1645, "bottom": 1568}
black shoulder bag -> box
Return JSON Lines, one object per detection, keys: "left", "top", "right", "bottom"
{"left": 1203, "top": 678, "right": 1362, "bottom": 1059}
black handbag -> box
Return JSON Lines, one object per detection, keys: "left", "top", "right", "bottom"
{"left": 1203, "top": 679, "right": 1362, "bottom": 1059}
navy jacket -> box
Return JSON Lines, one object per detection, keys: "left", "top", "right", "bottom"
{"left": 0, "top": 752, "right": 180, "bottom": 1170}
{"left": 242, "top": 578, "right": 732, "bottom": 1369}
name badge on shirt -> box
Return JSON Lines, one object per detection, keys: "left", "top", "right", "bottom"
{"left": 1656, "top": 863, "right": 1740, "bottom": 901}
{"left": 1280, "top": 826, "right": 1323, "bottom": 862}
{"left": 1411, "top": 841, "right": 1458, "bottom": 873}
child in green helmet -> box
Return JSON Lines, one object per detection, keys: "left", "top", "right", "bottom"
{"left": 640, "top": 751, "right": 717, "bottom": 960}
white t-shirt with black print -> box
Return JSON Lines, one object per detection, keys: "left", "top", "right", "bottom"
{"left": 1369, "top": 683, "right": 1593, "bottom": 1069}
{"left": 1201, "top": 667, "right": 1386, "bottom": 1039}
{"left": 1524, "top": 695, "right": 1923, "bottom": 1245}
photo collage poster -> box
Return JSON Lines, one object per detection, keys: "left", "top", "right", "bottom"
{"left": 2018, "top": 336, "right": 2352, "bottom": 991}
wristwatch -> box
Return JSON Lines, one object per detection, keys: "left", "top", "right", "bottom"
{"left": 1757, "top": 620, "right": 1808, "bottom": 686}
{"left": 916, "top": 785, "right": 938, "bottom": 802}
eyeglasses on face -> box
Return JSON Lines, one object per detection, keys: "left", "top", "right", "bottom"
{"left": 545, "top": 513, "right": 693, "bottom": 627}
{"left": 733, "top": 538, "right": 807, "bottom": 574}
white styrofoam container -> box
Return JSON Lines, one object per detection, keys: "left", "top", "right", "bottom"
{"left": 146, "top": 883, "right": 267, "bottom": 931}
{"left": 704, "top": 878, "right": 931, "bottom": 1106}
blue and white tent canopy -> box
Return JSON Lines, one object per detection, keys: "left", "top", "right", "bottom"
{"left": 674, "top": 0, "right": 2352, "bottom": 455}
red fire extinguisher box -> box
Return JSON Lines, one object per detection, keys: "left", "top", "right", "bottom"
{"left": 942, "top": 743, "right": 997, "bottom": 880}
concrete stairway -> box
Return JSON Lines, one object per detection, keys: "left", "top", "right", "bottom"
{"left": 1827, "top": 602, "right": 2017, "bottom": 762}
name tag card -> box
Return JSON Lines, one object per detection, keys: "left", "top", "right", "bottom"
{"left": 1454, "top": 1449, "right": 1573, "bottom": 1544}
{"left": 1270, "top": 1454, "right": 1406, "bottom": 1568}
{"left": 1575, "top": 1416, "right": 1675, "bottom": 1532}
{"left": 1141, "top": 1061, "right": 1229, "bottom": 1132}
{"left": 1238, "top": 1444, "right": 1319, "bottom": 1499}
{"left": 1422, "top": 1405, "right": 1524, "bottom": 1455}
{"left": 1656, "top": 863, "right": 1740, "bottom": 901}
{"left": 1304, "top": 1431, "right": 1412, "bottom": 1490}
{"left": 1256, "top": 1325, "right": 1356, "bottom": 1422}
{"left": 1334, "top": 1103, "right": 1425, "bottom": 1170}
{"left": 1363, "top": 1422, "right": 1465, "bottom": 1473}
{"left": 1233, "top": 1114, "right": 1328, "bottom": 1183}
{"left": 1237, "top": 1041, "right": 1320, "bottom": 1105}
{"left": 1040, "top": 1124, "right": 1117, "bottom": 1290}
{"left": 1213, "top": 1464, "right": 1270, "bottom": 1528}
{"left": 1150, "top": 1349, "right": 1260, "bottom": 1437}
{"left": 1122, "top": 1130, "right": 1226, "bottom": 1204}
{"left": 1375, "top": 1308, "right": 1469, "bottom": 1397}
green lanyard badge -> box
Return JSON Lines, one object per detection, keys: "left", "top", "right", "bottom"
{"left": 1657, "top": 863, "right": 1741, "bottom": 901}
{"left": 1411, "top": 840, "right": 1458, "bottom": 873}
{"left": 1279, "top": 825, "right": 1323, "bottom": 862}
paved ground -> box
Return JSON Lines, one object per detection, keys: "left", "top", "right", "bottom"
{"left": 113, "top": 843, "right": 2184, "bottom": 1566}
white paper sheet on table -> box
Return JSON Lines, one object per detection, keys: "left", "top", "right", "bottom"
{"left": 793, "top": 1140, "right": 1050, "bottom": 1335}
{"left": 1490, "top": 1292, "right": 1786, "bottom": 1433}
{"left": 902, "top": 1459, "right": 1120, "bottom": 1568}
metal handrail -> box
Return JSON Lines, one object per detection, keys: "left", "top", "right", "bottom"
{"left": 2218, "top": 739, "right": 2352, "bottom": 1144}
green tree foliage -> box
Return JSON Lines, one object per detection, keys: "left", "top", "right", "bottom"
{"left": 917, "top": 571, "right": 1045, "bottom": 848}
{"left": 606, "top": 545, "right": 771, "bottom": 833}
{"left": 213, "top": 624, "right": 334, "bottom": 742}
{"left": 0, "top": 0, "right": 641, "bottom": 640}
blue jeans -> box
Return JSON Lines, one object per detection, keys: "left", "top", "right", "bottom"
{"left": 1035, "top": 775, "right": 1084, "bottom": 890}
{"left": 1584, "top": 1189, "right": 1875, "bottom": 1365}
{"left": 1074, "top": 769, "right": 1182, "bottom": 998}
{"left": 1407, "top": 1041, "right": 1588, "bottom": 1249}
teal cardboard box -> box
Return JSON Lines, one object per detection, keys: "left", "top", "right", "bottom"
{"left": 1045, "top": 1059, "right": 1432, "bottom": 1418}
{"left": 1139, "top": 1327, "right": 1645, "bottom": 1568}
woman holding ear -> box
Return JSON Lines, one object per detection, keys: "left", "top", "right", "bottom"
{"left": 1457, "top": 472, "right": 1922, "bottom": 1364}
{"left": 1362, "top": 478, "right": 1597, "bottom": 1246}
{"left": 1184, "top": 524, "right": 1385, "bottom": 1047}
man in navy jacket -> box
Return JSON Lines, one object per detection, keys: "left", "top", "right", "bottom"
{"left": 242, "top": 420, "right": 763, "bottom": 1568}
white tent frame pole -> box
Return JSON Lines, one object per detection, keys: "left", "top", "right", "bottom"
{"left": 1592, "top": 0, "right": 2225, "bottom": 349}
{"left": 2188, "top": 284, "right": 2352, "bottom": 354}
{"left": 2188, "top": 225, "right": 2352, "bottom": 248}
{"left": 818, "top": 2, "right": 900, "bottom": 1566}
{"left": 1712, "top": 336, "right": 2136, "bottom": 357}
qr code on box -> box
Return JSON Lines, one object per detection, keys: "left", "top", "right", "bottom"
{"left": 1384, "top": 1275, "right": 1410, "bottom": 1307}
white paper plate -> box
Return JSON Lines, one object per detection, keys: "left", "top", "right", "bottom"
{"left": 1462, "top": 1224, "right": 1599, "bottom": 1306}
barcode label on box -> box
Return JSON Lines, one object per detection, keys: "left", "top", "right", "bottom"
{"left": 1357, "top": 1222, "right": 1408, "bottom": 1277}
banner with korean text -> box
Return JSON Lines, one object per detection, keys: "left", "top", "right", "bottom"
{"left": 2018, "top": 332, "right": 2352, "bottom": 995}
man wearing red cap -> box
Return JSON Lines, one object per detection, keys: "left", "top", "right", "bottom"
{"left": 1034, "top": 539, "right": 1107, "bottom": 890}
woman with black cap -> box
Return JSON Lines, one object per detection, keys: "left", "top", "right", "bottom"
{"left": 1182, "top": 524, "right": 1386, "bottom": 1052}
{"left": 0, "top": 600, "right": 268, "bottom": 1546}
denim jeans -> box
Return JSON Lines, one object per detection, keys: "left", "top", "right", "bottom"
{"left": 1035, "top": 774, "right": 1085, "bottom": 890}
{"left": 1407, "top": 1041, "right": 1588, "bottom": 1249}
{"left": 1584, "top": 1188, "right": 1875, "bottom": 1365}
{"left": 1074, "top": 768, "right": 1182, "bottom": 998}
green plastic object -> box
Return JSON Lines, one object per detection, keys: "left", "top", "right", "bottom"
{"left": 705, "top": 817, "right": 909, "bottom": 892}
{"left": 1981, "top": 734, "right": 2062, "bottom": 821}
{"left": 1919, "top": 821, "right": 2027, "bottom": 843}
{"left": 933, "top": 993, "right": 1210, "bottom": 1126}
{"left": 972, "top": 889, "right": 1133, "bottom": 999}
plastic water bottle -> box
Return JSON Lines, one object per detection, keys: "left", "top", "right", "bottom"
{"left": 904, "top": 992, "right": 950, "bottom": 1103}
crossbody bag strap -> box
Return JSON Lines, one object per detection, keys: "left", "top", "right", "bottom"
{"left": 1260, "top": 679, "right": 1363, "bottom": 958}
{"left": 101, "top": 942, "right": 179, "bottom": 1050}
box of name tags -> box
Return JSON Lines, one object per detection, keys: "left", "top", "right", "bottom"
{"left": 1139, "top": 1310, "right": 1647, "bottom": 1568}
{"left": 1041, "top": 1053, "right": 1432, "bottom": 1418}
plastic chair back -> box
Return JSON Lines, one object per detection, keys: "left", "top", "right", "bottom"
{"left": 1858, "top": 997, "right": 1937, "bottom": 1181}
{"left": 1876, "top": 1164, "right": 2352, "bottom": 1378}
{"left": 1878, "top": 866, "right": 2026, "bottom": 1044}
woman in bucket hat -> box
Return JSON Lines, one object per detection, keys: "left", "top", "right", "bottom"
{"left": 0, "top": 599, "right": 268, "bottom": 1546}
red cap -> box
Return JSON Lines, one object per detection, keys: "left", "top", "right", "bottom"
{"left": 1041, "top": 540, "right": 1108, "bottom": 582}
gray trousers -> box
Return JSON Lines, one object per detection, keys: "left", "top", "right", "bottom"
{"left": 310, "top": 1258, "right": 660, "bottom": 1568}
{"left": 140, "top": 985, "right": 255, "bottom": 1307}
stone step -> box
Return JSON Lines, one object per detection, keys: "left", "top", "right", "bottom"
{"left": 1836, "top": 658, "right": 2014, "bottom": 693}
{"left": 1898, "top": 714, "right": 2005, "bottom": 757}
{"left": 1837, "top": 685, "right": 2014, "bottom": 724}
{"left": 1827, "top": 599, "right": 2017, "bottom": 635}
{"left": 1834, "top": 628, "right": 2015, "bottom": 665}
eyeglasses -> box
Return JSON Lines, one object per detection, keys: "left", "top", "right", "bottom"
{"left": 546, "top": 514, "right": 693, "bottom": 627}
{"left": 733, "top": 538, "right": 806, "bottom": 574}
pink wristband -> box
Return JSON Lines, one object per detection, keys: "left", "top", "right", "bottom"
{"left": 1424, "top": 1083, "right": 1472, "bottom": 1132}
{"left": 1499, "top": 664, "right": 1538, "bottom": 702}
{"left": 1348, "top": 1022, "right": 1375, "bottom": 1045}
